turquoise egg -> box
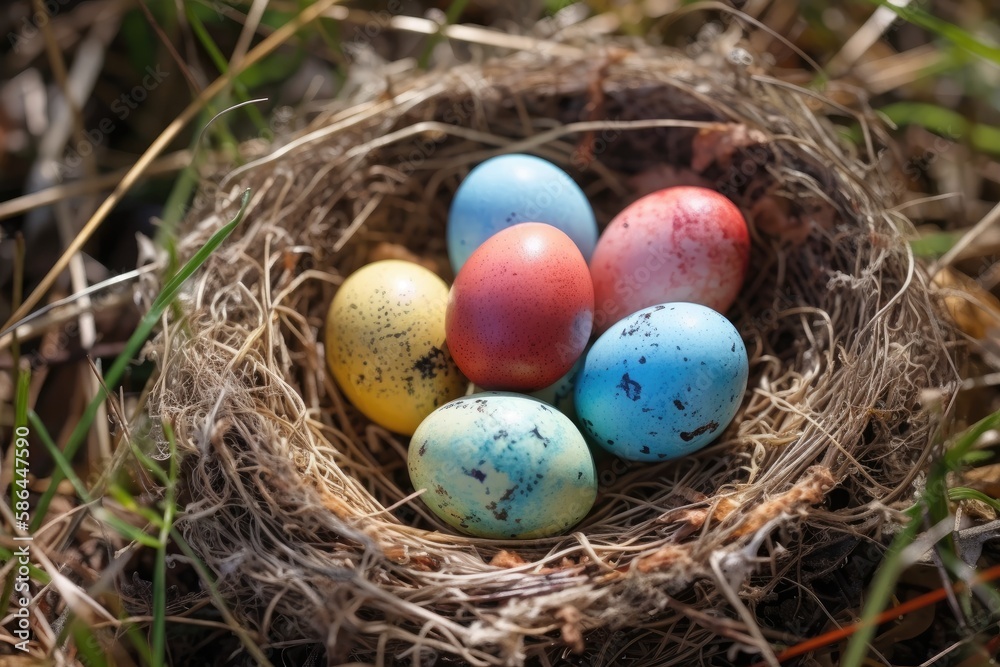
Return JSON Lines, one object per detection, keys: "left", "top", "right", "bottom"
{"left": 446, "top": 154, "right": 598, "bottom": 273}
{"left": 574, "top": 303, "right": 748, "bottom": 462}
{"left": 408, "top": 392, "right": 597, "bottom": 539}
{"left": 528, "top": 346, "right": 587, "bottom": 423}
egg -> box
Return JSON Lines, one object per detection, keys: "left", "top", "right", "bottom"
{"left": 574, "top": 302, "right": 748, "bottom": 462}
{"left": 589, "top": 186, "right": 750, "bottom": 334}
{"left": 325, "top": 260, "right": 468, "bottom": 435}
{"left": 445, "top": 223, "right": 594, "bottom": 391}
{"left": 527, "top": 346, "right": 587, "bottom": 423}
{"left": 447, "top": 154, "right": 598, "bottom": 273}
{"left": 408, "top": 392, "right": 597, "bottom": 539}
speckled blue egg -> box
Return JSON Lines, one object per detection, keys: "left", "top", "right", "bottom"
{"left": 408, "top": 392, "right": 597, "bottom": 539}
{"left": 574, "top": 303, "right": 748, "bottom": 462}
{"left": 447, "top": 154, "right": 598, "bottom": 273}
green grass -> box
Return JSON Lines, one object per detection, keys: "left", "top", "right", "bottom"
{"left": 841, "top": 407, "right": 1000, "bottom": 667}
{"left": 879, "top": 102, "right": 1000, "bottom": 156}
{"left": 910, "top": 230, "right": 966, "bottom": 258}
{"left": 418, "top": 0, "right": 472, "bottom": 68}
{"left": 871, "top": 0, "right": 1000, "bottom": 66}
{"left": 184, "top": 4, "right": 270, "bottom": 137}
{"left": 29, "top": 189, "right": 251, "bottom": 532}
{"left": 13, "top": 190, "right": 252, "bottom": 665}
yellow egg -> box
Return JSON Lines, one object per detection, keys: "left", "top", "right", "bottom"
{"left": 325, "top": 260, "right": 468, "bottom": 435}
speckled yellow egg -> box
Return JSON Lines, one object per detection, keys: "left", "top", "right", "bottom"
{"left": 325, "top": 260, "right": 468, "bottom": 435}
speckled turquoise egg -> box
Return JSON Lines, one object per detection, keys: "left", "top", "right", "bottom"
{"left": 325, "top": 260, "right": 468, "bottom": 436}
{"left": 574, "top": 303, "right": 748, "bottom": 462}
{"left": 408, "top": 392, "right": 597, "bottom": 539}
{"left": 528, "top": 347, "right": 588, "bottom": 423}
{"left": 447, "top": 154, "right": 598, "bottom": 273}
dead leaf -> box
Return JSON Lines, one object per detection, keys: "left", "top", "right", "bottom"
{"left": 659, "top": 496, "right": 739, "bottom": 531}
{"left": 367, "top": 242, "right": 439, "bottom": 275}
{"left": 489, "top": 550, "right": 528, "bottom": 568}
{"left": 734, "top": 466, "right": 835, "bottom": 537}
{"left": 555, "top": 605, "right": 586, "bottom": 654}
{"left": 383, "top": 545, "right": 441, "bottom": 571}
{"left": 691, "top": 124, "right": 769, "bottom": 173}
{"left": 932, "top": 266, "right": 1000, "bottom": 340}
{"left": 635, "top": 544, "right": 692, "bottom": 573}
{"left": 628, "top": 163, "right": 712, "bottom": 198}
{"left": 750, "top": 195, "right": 808, "bottom": 246}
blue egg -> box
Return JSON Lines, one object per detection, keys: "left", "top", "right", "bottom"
{"left": 574, "top": 303, "right": 748, "bottom": 462}
{"left": 408, "top": 392, "right": 597, "bottom": 539}
{"left": 447, "top": 154, "right": 598, "bottom": 273}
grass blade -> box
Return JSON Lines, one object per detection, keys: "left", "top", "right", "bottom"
{"left": 151, "top": 421, "right": 181, "bottom": 667}
{"left": 185, "top": 5, "right": 268, "bottom": 135}
{"left": 29, "top": 411, "right": 91, "bottom": 503}
{"left": 170, "top": 527, "right": 275, "bottom": 666}
{"left": 30, "top": 189, "right": 251, "bottom": 531}
{"left": 11, "top": 361, "right": 30, "bottom": 510}
{"left": 872, "top": 0, "right": 1000, "bottom": 65}
{"left": 841, "top": 407, "right": 1000, "bottom": 666}
{"left": 948, "top": 487, "right": 1000, "bottom": 514}
{"left": 71, "top": 620, "right": 110, "bottom": 667}
{"left": 878, "top": 102, "right": 1000, "bottom": 156}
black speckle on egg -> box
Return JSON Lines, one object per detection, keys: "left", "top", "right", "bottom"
{"left": 640, "top": 445, "right": 650, "bottom": 454}
{"left": 673, "top": 399, "right": 685, "bottom": 410}
{"left": 463, "top": 468, "right": 487, "bottom": 482}
{"left": 679, "top": 421, "right": 720, "bottom": 442}
{"left": 617, "top": 373, "right": 642, "bottom": 401}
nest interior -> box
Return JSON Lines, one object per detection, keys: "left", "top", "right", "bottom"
{"left": 146, "top": 45, "right": 959, "bottom": 666}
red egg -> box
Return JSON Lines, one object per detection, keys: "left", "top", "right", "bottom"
{"left": 590, "top": 186, "right": 750, "bottom": 334}
{"left": 445, "top": 223, "right": 594, "bottom": 391}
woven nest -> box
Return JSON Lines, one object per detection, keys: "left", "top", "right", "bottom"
{"left": 146, "top": 42, "right": 958, "bottom": 666}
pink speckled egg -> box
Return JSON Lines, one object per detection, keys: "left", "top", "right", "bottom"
{"left": 445, "top": 223, "right": 594, "bottom": 391}
{"left": 590, "top": 186, "right": 750, "bottom": 334}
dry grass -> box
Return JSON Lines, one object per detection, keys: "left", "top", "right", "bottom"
{"left": 145, "top": 42, "right": 959, "bottom": 665}
{"left": 4, "top": 1, "right": 1000, "bottom": 665}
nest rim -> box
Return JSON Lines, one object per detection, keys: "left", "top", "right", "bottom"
{"left": 145, "top": 43, "right": 959, "bottom": 667}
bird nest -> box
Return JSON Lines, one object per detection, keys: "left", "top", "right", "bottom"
{"left": 145, "top": 43, "right": 958, "bottom": 666}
